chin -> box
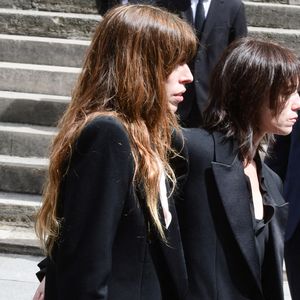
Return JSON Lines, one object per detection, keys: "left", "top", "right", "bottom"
{"left": 276, "top": 128, "right": 293, "bottom": 136}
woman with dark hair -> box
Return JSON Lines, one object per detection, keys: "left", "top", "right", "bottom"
{"left": 174, "top": 37, "right": 300, "bottom": 300}
{"left": 33, "top": 4, "right": 196, "bottom": 300}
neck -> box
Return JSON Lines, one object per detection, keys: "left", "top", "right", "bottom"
{"left": 252, "top": 131, "right": 265, "bottom": 156}
{"left": 244, "top": 138, "right": 261, "bottom": 167}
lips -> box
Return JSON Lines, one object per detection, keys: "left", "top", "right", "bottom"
{"left": 291, "top": 116, "right": 298, "bottom": 123}
{"left": 173, "top": 90, "right": 186, "bottom": 102}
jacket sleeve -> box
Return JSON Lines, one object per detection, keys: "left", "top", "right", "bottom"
{"left": 51, "top": 116, "right": 134, "bottom": 300}
{"left": 36, "top": 257, "right": 49, "bottom": 281}
{"left": 229, "top": 2, "right": 248, "bottom": 43}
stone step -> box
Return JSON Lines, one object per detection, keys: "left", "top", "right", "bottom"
{"left": 248, "top": 0, "right": 299, "bottom": 4}
{"left": 1, "top": 4, "right": 300, "bottom": 42}
{"left": 0, "top": 8, "right": 101, "bottom": 40}
{"left": 247, "top": 0, "right": 288, "bottom": 3}
{"left": 0, "top": 122, "right": 56, "bottom": 158}
{"left": 0, "top": 155, "right": 48, "bottom": 194}
{"left": 0, "top": 0, "right": 98, "bottom": 14}
{"left": 1, "top": 0, "right": 299, "bottom": 15}
{"left": 248, "top": 26, "right": 300, "bottom": 57}
{"left": 0, "top": 192, "right": 41, "bottom": 227}
{"left": 0, "top": 34, "right": 89, "bottom": 67}
{"left": 0, "top": 224, "right": 42, "bottom": 256}
{"left": 0, "top": 191, "right": 42, "bottom": 256}
{"left": 0, "top": 62, "right": 80, "bottom": 96}
{"left": 245, "top": 1, "right": 300, "bottom": 29}
{"left": 0, "top": 91, "right": 69, "bottom": 127}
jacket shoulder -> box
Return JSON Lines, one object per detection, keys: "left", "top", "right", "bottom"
{"left": 77, "top": 115, "right": 131, "bottom": 152}
{"left": 226, "top": 0, "right": 244, "bottom": 9}
{"left": 183, "top": 128, "right": 214, "bottom": 155}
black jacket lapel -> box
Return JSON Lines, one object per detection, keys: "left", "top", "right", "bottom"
{"left": 211, "top": 132, "right": 262, "bottom": 293}
{"left": 260, "top": 164, "right": 288, "bottom": 299}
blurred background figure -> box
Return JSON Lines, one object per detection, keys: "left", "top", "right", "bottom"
{"left": 177, "top": 0, "right": 247, "bottom": 127}
{"left": 266, "top": 116, "right": 300, "bottom": 300}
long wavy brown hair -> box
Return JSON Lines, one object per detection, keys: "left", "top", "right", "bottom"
{"left": 36, "top": 4, "right": 197, "bottom": 254}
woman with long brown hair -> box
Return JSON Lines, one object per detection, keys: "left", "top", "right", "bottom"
{"left": 174, "top": 37, "right": 300, "bottom": 300}
{"left": 33, "top": 4, "right": 196, "bottom": 300}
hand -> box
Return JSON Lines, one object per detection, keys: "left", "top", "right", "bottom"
{"left": 33, "top": 277, "right": 45, "bottom": 300}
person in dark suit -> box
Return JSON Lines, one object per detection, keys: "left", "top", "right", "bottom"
{"left": 177, "top": 0, "right": 248, "bottom": 127}
{"left": 265, "top": 117, "right": 300, "bottom": 300}
{"left": 172, "top": 38, "right": 300, "bottom": 299}
{"left": 33, "top": 5, "right": 196, "bottom": 300}
{"left": 95, "top": 0, "right": 157, "bottom": 15}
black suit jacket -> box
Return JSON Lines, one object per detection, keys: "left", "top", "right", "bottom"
{"left": 177, "top": 0, "right": 247, "bottom": 126}
{"left": 172, "top": 129, "right": 288, "bottom": 299}
{"left": 43, "top": 116, "right": 188, "bottom": 300}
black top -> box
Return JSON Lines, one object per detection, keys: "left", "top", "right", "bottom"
{"left": 244, "top": 156, "right": 275, "bottom": 276}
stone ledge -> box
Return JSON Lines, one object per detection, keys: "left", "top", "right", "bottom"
{"left": 0, "top": 155, "right": 48, "bottom": 194}
{"left": 0, "top": 9, "right": 101, "bottom": 40}
{"left": 0, "top": 0, "right": 98, "bottom": 14}
{"left": 248, "top": 26, "right": 300, "bottom": 57}
{"left": 245, "top": 1, "right": 300, "bottom": 29}
{"left": 0, "top": 224, "right": 43, "bottom": 256}
{"left": 0, "top": 91, "right": 69, "bottom": 126}
{"left": 0, "top": 62, "right": 80, "bottom": 96}
{"left": 0, "top": 34, "right": 89, "bottom": 67}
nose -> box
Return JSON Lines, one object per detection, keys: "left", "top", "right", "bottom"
{"left": 180, "top": 64, "right": 193, "bottom": 84}
{"left": 291, "top": 92, "right": 300, "bottom": 111}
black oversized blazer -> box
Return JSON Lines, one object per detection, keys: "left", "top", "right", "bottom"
{"left": 43, "top": 116, "right": 188, "bottom": 300}
{"left": 173, "top": 128, "right": 288, "bottom": 300}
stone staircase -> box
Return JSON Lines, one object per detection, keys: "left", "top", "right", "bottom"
{"left": 0, "top": 0, "right": 299, "bottom": 256}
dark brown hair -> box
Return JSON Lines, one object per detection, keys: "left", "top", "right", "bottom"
{"left": 204, "top": 37, "right": 300, "bottom": 161}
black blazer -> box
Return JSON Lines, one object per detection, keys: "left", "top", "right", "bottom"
{"left": 177, "top": 0, "right": 247, "bottom": 126}
{"left": 173, "top": 129, "right": 288, "bottom": 300}
{"left": 43, "top": 116, "right": 188, "bottom": 300}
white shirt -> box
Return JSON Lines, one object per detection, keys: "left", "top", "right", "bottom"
{"left": 159, "top": 169, "right": 172, "bottom": 229}
{"left": 191, "top": 0, "right": 212, "bottom": 21}
{"left": 122, "top": 0, "right": 128, "bottom": 4}
{"left": 156, "top": 158, "right": 172, "bottom": 229}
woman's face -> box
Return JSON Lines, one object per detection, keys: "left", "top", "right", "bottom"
{"left": 260, "top": 90, "right": 300, "bottom": 136}
{"left": 165, "top": 64, "right": 193, "bottom": 113}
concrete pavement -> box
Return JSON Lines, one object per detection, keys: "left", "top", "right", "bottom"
{"left": 0, "top": 253, "right": 42, "bottom": 300}
{"left": 0, "top": 253, "right": 293, "bottom": 300}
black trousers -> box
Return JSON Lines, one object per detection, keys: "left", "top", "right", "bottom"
{"left": 285, "top": 222, "right": 300, "bottom": 300}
